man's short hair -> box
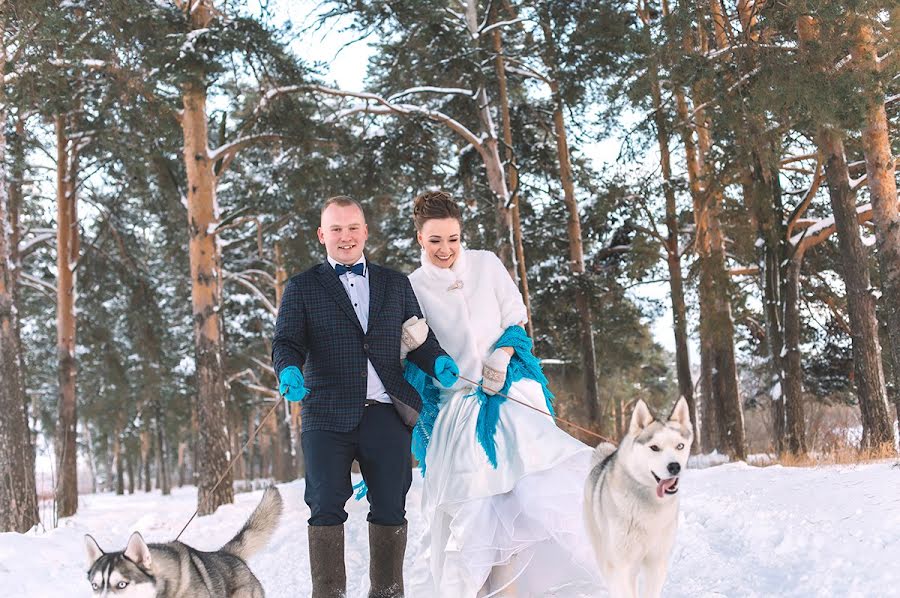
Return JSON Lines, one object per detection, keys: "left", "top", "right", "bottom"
{"left": 321, "top": 195, "right": 366, "bottom": 220}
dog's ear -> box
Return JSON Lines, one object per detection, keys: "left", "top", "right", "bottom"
{"left": 669, "top": 396, "right": 691, "bottom": 429}
{"left": 124, "top": 532, "right": 153, "bottom": 569}
{"left": 628, "top": 400, "right": 653, "bottom": 435}
{"left": 85, "top": 534, "right": 104, "bottom": 567}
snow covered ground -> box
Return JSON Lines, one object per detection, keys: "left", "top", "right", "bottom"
{"left": 1, "top": 460, "right": 898, "bottom": 597}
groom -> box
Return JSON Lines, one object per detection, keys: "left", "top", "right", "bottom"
{"left": 272, "top": 196, "right": 458, "bottom": 598}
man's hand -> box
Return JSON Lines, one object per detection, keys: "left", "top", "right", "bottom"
{"left": 279, "top": 366, "right": 309, "bottom": 402}
{"left": 481, "top": 348, "right": 512, "bottom": 395}
{"left": 433, "top": 356, "right": 460, "bottom": 388}
{"left": 400, "top": 316, "right": 429, "bottom": 360}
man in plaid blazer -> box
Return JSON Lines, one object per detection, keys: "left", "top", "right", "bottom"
{"left": 272, "top": 196, "right": 458, "bottom": 598}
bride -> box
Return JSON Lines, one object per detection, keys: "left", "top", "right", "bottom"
{"left": 402, "top": 191, "right": 598, "bottom": 597}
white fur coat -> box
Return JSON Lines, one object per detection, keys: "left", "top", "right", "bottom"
{"left": 409, "top": 247, "right": 527, "bottom": 391}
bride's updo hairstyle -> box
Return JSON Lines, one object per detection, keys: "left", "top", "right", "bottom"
{"left": 413, "top": 190, "right": 462, "bottom": 231}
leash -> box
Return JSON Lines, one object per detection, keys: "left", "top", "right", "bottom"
{"left": 455, "top": 373, "right": 616, "bottom": 445}
{"left": 174, "top": 398, "right": 283, "bottom": 542}
{"left": 174, "top": 368, "right": 614, "bottom": 540}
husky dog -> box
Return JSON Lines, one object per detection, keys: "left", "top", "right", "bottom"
{"left": 583, "top": 398, "right": 693, "bottom": 598}
{"left": 85, "top": 486, "right": 282, "bottom": 597}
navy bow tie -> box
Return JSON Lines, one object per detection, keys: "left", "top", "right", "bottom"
{"left": 335, "top": 262, "right": 365, "bottom": 277}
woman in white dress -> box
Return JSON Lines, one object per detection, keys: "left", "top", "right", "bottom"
{"left": 404, "top": 191, "right": 598, "bottom": 597}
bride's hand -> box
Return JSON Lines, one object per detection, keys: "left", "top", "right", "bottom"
{"left": 400, "top": 316, "right": 430, "bottom": 360}
{"left": 482, "top": 348, "right": 512, "bottom": 395}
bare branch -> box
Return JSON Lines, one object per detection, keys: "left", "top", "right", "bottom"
{"left": 215, "top": 216, "right": 264, "bottom": 257}
{"left": 309, "top": 85, "right": 486, "bottom": 155}
{"left": 785, "top": 157, "right": 823, "bottom": 241}
{"left": 224, "top": 271, "right": 278, "bottom": 317}
{"left": 19, "top": 273, "right": 57, "bottom": 298}
{"left": 211, "top": 134, "right": 285, "bottom": 178}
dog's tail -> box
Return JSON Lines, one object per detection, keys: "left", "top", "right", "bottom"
{"left": 221, "top": 485, "right": 283, "bottom": 561}
{"left": 590, "top": 442, "right": 617, "bottom": 467}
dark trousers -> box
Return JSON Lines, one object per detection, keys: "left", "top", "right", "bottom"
{"left": 302, "top": 403, "right": 413, "bottom": 527}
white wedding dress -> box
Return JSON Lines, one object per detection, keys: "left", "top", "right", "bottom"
{"left": 408, "top": 247, "right": 598, "bottom": 597}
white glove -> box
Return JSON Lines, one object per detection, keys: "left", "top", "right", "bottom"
{"left": 481, "top": 348, "right": 512, "bottom": 395}
{"left": 400, "top": 316, "right": 429, "bottom": 360}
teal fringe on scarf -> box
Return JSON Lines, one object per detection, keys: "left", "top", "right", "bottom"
{"left": 472, "top": 325, "right": 555, "bottom": 467}
{"left": 354, "top": 325, "right": 554, "bottom": 500}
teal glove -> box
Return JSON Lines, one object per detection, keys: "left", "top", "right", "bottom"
{"left": 433, "top": 356, "right": 459, "bottom": 388}
{"left": 279, "top": 366, "right": 308, "bottom": 402}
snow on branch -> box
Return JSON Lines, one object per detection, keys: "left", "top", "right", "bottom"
{"left": 480, "top": 17, "right": 528, "bottom": 37}
{"left": 309, "top": 85, "right": 485, "bottom": 156}
{"left": 17, "top": 231, "right": 56, "bottom": 258}
{"left": 226, "top": 368, "right": 279, "bottom": 399}
{"left": 210, "top": 134, "right": 285, "bottom": 178}
{"left": 249, "top": 356, "right": 276, "bottom": 377}
{"left": 19, "top": 273, "right": 56, "bottom": 299}
{"left": 790, "top": 202, "right": 874, "bottom": 252}
{"left": 224, "top": 270, "right": 277, "bottom": 317}
{"left": 785, "top": 157, "right": 823, "bottom": 241}
{"left": 387, "top": 86, "right": 475, "bottom": 103}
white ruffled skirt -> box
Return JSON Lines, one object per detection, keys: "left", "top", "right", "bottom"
{"left": 409, "top": 379, "right": 600, "bottom": 597}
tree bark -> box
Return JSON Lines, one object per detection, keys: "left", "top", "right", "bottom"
{"left": 140, "top": 431, "right": 152, "bottom": 492}
{"left": 641, "top": 1, "right": 699, "bottom": 447}
{"left": 55, "top": 110, "right": 80, "bottom": 518}
{"left": 782, "top": 252, "right": 807, "bottom": 454}
{"left": 491, "top": 21, "right": 534, "bottom": 337}
{"left": 852, "top": 21, "right": 900, "bottom": 425}
{"left": 797, "top": 15, "right": 894, "bottom": 451}
{"left": 688, "top": 4, "right": 746, "bottom": 459}
{"left": 179, "top": 0, "right": 233, "bottom": 514}
{"left": 537, "top": 20, "right": 603, "bottom": 429}
{"left": 817, "top": 127, "right": 894, "bottom": 450}
{"left": 0, "top": 22, "right": 40, "bottom": 531}
{"left": 114, "top": 432, "right": 124, "bottom": 496}
{"left": 125, "top": 444, "right": 135, "bottom": 495}
{"left": 153, "top": 399, "right": 171, "bottom": 495}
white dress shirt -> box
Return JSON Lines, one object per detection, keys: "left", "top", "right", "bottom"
{"left": 326, "top": 254, "right": 391, "bottom": 404}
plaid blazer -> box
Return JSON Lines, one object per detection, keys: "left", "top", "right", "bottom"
{"left": 272, "top": 260, "right": 446, "bottom": 432}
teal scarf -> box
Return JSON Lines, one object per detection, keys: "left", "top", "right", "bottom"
{"left": 353, "top": 325, "right": 554, "bottom": 499}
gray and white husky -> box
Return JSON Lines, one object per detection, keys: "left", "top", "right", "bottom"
{"left": 85, "top": 486, "right": 282, "bottom": 597}
{"left": 584, "top": 398, "right": 693, "bottom": 598}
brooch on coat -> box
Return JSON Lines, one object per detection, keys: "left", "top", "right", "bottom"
{"left": 447, "top": 280, "right": 464, "bottom": 291}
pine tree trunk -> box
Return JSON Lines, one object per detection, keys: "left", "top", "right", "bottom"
{"left": 783, "top": 253, "right": 807, "bottom": 454}
{"left": 817, "top": 127, "right": 895, "bottom": 451}
{"left": 114, "top": 433, "right": 124, "bottom": 496}
{"left": 155, "top": 401, "right": 171, "bottom": 495}
{"left": 640, "top": 5, "right": 699, "bottom": 446}
{"left": 179, "top": 0, "right": 233, "bottom": 514}
{"left": 537, "top": 20, "right": 603, "bottom": 429}
{"left": 745, "top": 149, "right": 790, "bottom": 454}
{"left": 853, "top": 21, "right": 900, "bottom": 426}
{"left": 277, "top": 401, "right": 294, "bottom": 482}
{"left": 55, "top": 112, "right": 79, "bottom": 518}
{"left": 686, "top": 0, "right": 746, "bottom": 459}
{"left": 0, "top": 31, "right": 40, "bottom": 531}
{"left": 230, "top": 409, "right": 245, "bottom": 481}
{"left": 177, "top": 441, "right": 187, "bottom": 488}
{"left": 141, "top": 431, "right": 152, "bottom": 492}
{"left": 673, "top": 73, "right": 742, "bottom": 456}
{"left": 491, "top": 23, "right": 533, "bottom": 337}
{"left": 126, "top": 445, "right": 135, "bottom": 495}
